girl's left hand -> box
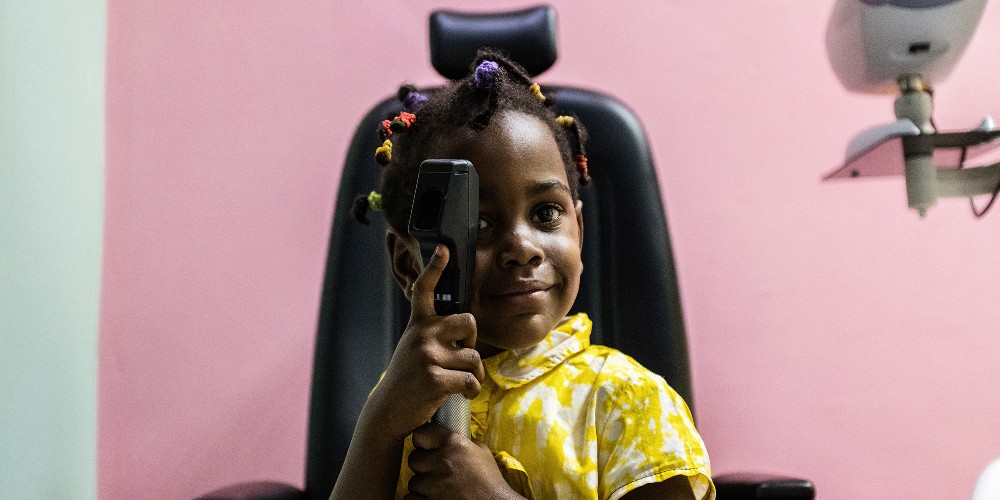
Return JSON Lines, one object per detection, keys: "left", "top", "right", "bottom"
{"left": 404, "top": 423, "right": 523, "bottom": 500}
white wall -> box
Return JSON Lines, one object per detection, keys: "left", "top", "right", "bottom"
{"left": 0, "top": 1, "right": 105, "bottom": 498}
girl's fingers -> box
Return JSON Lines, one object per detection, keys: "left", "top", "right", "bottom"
{"left": 409, "top": 244, "right": 448, "bottom": 320}
{"left": 432, "top": 340, "right": 484, "bottom": 385}
{"left": 411, "top": 422, "right": 455, "bottom": 451}
{"left": 437, "top": 313, "right": 478, "bottom": 348}
{"left": 429, "top": 365, "right": 482, "bottom": 400}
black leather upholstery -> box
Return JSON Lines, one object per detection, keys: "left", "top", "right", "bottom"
{"left": 430, "top": 5, "right": 557, "bottom": 79}
{"left": 714, "top": 473, "right": 816, "bottom": 500}
{"left": 196, "top": 482, "right": 301, "bottom": 500}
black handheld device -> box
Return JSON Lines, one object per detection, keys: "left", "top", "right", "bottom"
{"left": 407, "top": 159, "right": 478, "bottom": 438}
{"left": 408, "top": 159, "right": 479, "bottom": 316}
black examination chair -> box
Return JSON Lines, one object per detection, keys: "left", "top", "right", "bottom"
{"left": 199, "top": 5, "right": 815, "bottom": 500}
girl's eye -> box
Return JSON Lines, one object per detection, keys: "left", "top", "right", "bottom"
{"left": 478, "top": 216, "right": 491, "bottom": 231}
{"left": 532, "top": 204, "right": 564, "bottom": 224}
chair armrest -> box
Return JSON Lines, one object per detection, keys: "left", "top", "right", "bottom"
{"left": 194, "top": 481, "right": 303, "bottom": 500}
{"left": 714, "top": 472, "right": 815, "bottom": 500}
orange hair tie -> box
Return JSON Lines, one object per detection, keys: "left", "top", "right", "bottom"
{"left": 379, "top": 119, "right": 393, "bottom": 138}
{"left": 389, "top": 112, "right": 416, "bottom": 133}
{"left": 575, "top": 154, "right": 590, "bottom": 182}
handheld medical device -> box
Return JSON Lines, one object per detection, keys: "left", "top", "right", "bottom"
{"left": 408, "top": 159, "right": 478, "bottom": 438}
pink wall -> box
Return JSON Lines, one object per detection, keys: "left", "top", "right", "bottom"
{"left": 100, "top": 2, "right": 1000, "bottom": 499}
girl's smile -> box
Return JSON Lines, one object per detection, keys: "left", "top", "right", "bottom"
{"left": 481, "top": 280, "right": 554, "bottom": 311}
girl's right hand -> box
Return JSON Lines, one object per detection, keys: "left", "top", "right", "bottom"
{"left": 368, "top": 244, "right": 485, "bottom": 442}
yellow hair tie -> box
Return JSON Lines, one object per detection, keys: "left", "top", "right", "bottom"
{"left": 556, "top": 115, "right": 574, "bottom": 128}
{"left": 374, "top": 139, "right": 392, "bottom": 165}
{"left": 529, "top": 83, "right": 545, "bottom": 102}
{"left": 367, "top": 191, "right": 383, "bottom": 211}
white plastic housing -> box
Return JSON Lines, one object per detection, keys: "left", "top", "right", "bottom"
{"left": 827, "top": 0, "right": 987, "bottom": 94}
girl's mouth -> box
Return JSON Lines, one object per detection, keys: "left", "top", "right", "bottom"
{"left": 483, "top": 280, "right": 554, "bottom": 307}
{"left": 484, "top": 279, "right": 551, "bottom": 295}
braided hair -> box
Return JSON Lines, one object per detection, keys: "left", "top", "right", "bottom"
{"left": 352, "top": 48, "right": 590, "bottom": 234}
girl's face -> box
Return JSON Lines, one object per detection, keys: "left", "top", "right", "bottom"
{"left": 431, "top": 111, "right": 584, "bottom": 356}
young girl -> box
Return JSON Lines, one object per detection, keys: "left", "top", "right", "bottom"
{"left": 332, "top": 49, "right": 713, "bottom": 500}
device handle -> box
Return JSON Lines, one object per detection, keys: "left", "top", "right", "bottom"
{"left": 433, "top": 394, "right": 471, "bottom": 438}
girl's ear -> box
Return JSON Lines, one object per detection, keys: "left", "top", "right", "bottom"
{"left": 575, "top": 199, "right": 584, "bottom": 248}
{"left": 386, "top": 229, "right": 422, "bottom": 301}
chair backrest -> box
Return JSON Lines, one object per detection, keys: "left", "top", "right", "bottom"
{"left": 304, "top": 6, "right": 691, "bottom": 499}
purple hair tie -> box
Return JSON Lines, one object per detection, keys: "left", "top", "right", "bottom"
{"left": 402, "top": 90, "right": 428, "bottom": 111}
{"left": 473, "top": 60, "right": 500, "bottom": 89}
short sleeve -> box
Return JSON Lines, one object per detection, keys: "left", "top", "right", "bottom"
{"left": 595, "top": 354, "right": 714, "bottom": 500}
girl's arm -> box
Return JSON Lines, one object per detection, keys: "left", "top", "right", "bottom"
{"left": 328, "top": 388, "right": 407, "bottom": 500}
{"left": 330, "top": 245, "right": 484, "bottom": 499}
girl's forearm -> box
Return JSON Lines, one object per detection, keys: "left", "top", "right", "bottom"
{"left": 329, "top": 405, "right": 405, "bottom": 500}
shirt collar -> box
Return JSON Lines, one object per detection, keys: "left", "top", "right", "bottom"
{"left": 482, "top": 313, "right": 592, "bottom": 390}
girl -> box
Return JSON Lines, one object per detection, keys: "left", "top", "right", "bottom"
{"left": 332, "top": 49, "right": 713, "bottom": 500}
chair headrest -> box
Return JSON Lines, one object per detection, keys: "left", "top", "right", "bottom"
{"left": 429, "top": 5, "right": 558, "bottom": 80}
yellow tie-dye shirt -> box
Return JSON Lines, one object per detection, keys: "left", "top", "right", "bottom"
{"left": 396, "top": 313, "right": 714, "bottom": 499}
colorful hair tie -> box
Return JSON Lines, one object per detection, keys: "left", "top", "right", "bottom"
{"left": 402, "top": 90, "right": 428, "bottom": 111}
{"left": 367, "top": 191, "right": 383, "bottom": 211}
{"left": 389, "top": 112, "right": 416, "bottom": 133}
{"left": 378, "top": 119, "right": 393, "bottom": 139}
{"left": 474, "top": 60, "right": 500, "bottom": 89}
{"left": 575, "top": 154, "right": 590, "bottom": 183}
{"left": 375, "top": 139, "right": 393, "bottom": 165}
{"left": 529, "top": 83, "right": 545, "bottom": 102}
{"left": 556, "top": 115, "right": 574, "bottom": 128}
{"left": 351, "top": 191, "right": 382, "bottom": 224}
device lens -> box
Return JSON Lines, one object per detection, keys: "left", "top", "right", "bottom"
{"left": 413, "top": 190, "right": 443, "bottom": 231}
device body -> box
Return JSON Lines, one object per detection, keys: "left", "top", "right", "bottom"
{"left": 826, "top": 0, "right": 987, "bottom": 94}
{"left": 407, "top": 159, "right": 478, "bottom": 437}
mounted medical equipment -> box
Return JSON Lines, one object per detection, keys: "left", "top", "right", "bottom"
{"left": 824, "top": 0, "right": 1000, "bottom": 217}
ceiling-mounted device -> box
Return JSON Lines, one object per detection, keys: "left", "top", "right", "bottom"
{"left": 824, "top": 0, "right": 1000, "bottom": 217}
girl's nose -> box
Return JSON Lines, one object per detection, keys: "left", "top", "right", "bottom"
{"left": 497, "top": 224, "right": 544, "bottom": 268}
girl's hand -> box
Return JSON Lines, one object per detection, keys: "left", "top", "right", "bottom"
{"left": 405, "top": 423, "right": 523, "bottom": 500}
{"left": 368, "top": 244, "right": 485, "bottom": 442}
